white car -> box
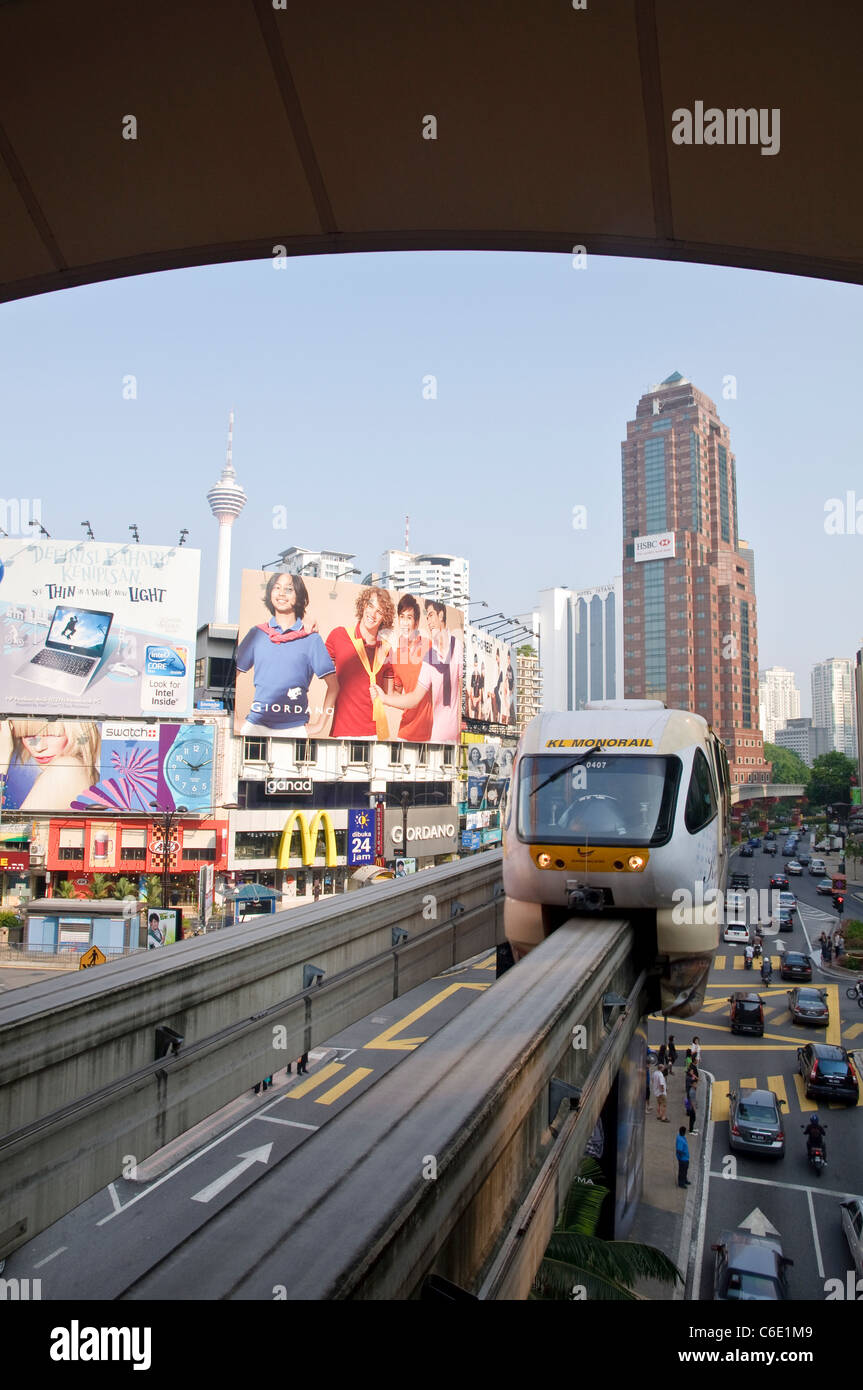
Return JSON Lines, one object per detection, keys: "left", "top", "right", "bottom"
{"left": 723, "top": 923, "right": 750, "bottom": 945}
{"left": 840, "top": 1198, "right": 863, "bottom": 1279}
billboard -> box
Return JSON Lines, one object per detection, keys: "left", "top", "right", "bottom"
{"left": 234, "top": 574, "right": 464, "bottom": 744}
{"left": 0, "top": 719, "right": 215, "bottom": 814}
{"left": 463, "top": 626, "right": 516, "bottom": 732}
{"left": 0, "top": 540, "right": 200, "bottom": 717}
{"left": 633, "top": 531, "right": 675, "bottom": 563}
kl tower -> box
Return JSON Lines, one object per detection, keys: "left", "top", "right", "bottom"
{"left": 207, "top": 412, "right": 247, "bottom": 623}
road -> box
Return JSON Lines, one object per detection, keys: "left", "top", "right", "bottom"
{"left": 1, "top": 948, "right": 499, "bottom": 1299}
{"left": 667, "top": 838, "right": 863, "bottom": 1301}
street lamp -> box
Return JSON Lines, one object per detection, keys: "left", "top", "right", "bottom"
{"left": 475, "top": 612, "right": 506, "bottom": 629}
{"left": 149, "top": 800, "right": 189, "bottom": 909}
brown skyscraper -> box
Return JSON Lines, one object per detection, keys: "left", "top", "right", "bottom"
{"left": 621, "top": 372, "right": 769, "bottom": 786}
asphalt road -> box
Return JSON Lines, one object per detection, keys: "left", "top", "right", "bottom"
{"left": 689, "top": 839, "right": 863, "bottom": 1301}
{"left": 2, "top": 948, "right": 499, "bottom": 1299}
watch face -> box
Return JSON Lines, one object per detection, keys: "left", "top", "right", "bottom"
{"left": 164, "top": 736, "right": 213, "bottom": 803}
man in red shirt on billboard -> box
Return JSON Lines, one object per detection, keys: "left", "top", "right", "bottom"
{"left": 326, "top": 587, "right": 396, "bottom": 739}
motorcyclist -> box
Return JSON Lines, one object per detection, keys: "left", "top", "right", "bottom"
{"left": 744, "top": 943, "right": 754, "bottom": 969}
{"left": 760, "top": 956, "right": 773, "bottom": 984}
{"left": 804, "top": 1115, "right": 827, "bottom": 1163}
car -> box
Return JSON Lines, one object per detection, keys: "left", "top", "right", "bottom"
{"left": 809, "top": 858, "right": 827, "bottom": 876}
{"left": 777, "top": 907, "right": 795, "bottom": 933}
{"left": 797, "top": 852, "right": 811, "bottom": 867}
{"left": 749, "top": 837, "right": 762, "bottom": 849}
{"left": 840, "top": 1198, "right": 863, "bottom": 1280}
{"left": 785, "top": 860, "right": 803, "bottom": 875}
{"left": 723, "top": 923, "right": 750, "bottom": 945}
{"left": 780, "top": 951, "right": 812, "bottom": 981}
{"left": 729, "top": 991, "right": 764, "bottom": 1036}
{"left": 740, "top": 844, "right": 754, "bottom": 858}
{"left": 778, "top": 891, "right": 797, "bottom": 910}
{"left": 764, "top": 832, "right": 776, "bottom": 843}
{"left": 730, "top": 872, "right": 751, "bottom": 891}
{"left": 728, "top": 1086, "right": 786, "bottom": 1157}
{"left": 712, "top": 1230, "right": 793, "bottom": 1300}
{"left": 763, "top": 842, "right": 777, "bottom": 855}
{"left": 814, "top": 878, "right": 832, "bottom": 894}
{"left": 770, "top": 874, "right": 789, "bottom": 890}
{"left": 783, "top": 845, "right": 797, "bottom": 858}
{"left": 787, "top": 986, "right": 829, "bottom": 1025}
{"left": 797, "top": 1042, "right": 859, "bottom": 1104}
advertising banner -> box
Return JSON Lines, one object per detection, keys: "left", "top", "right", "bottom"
{"left": 633, "top": 531, "right": 676, "bottom": 563}
{"left": 198, "top": 864, "right": 214, "bottom": 926}
{"left": 0, "top": 719, "right": 215, "bottom": 815}
{"left": 464, "top": 741, "right": 514, "bottom": 778}
{"left": 348, "top": 809, "right": 375, "bottom": 865}
{"left": 146, "top": 907, "right": 181, "bottom": 948}
{"left": 463, "top": 627, "right": 517, "bottom": 732}
{"left": 385, "top": 806, "right": 458, "bottom": 856}
{"left": 234, "top": 574, "right": 464, "bottom": 744}
{"left": 0, "top": 540, "right": 200, "bottom": 717}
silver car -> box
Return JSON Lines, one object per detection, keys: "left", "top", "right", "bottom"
{"left": 728, "top": 1087, "right": 786, "bottom": 1158}
{"left": 840, "top": 1198, "right": 863, "bottom": 1279}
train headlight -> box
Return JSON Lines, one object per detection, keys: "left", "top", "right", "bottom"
{"left": 537, "top": 853, "right": 552, "bottom": 868}
{"left": 628, "top": 855, "right": 646, "bottom": 871}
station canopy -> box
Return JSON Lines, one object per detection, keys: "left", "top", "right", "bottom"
{"left": 1, "top": 1, "right": 862, "bottom": 303}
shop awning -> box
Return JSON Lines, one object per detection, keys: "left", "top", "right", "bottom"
{"left": 350, "top": 866, "right": 395, "bottom": 884}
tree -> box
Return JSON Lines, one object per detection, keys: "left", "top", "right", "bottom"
{"left": 808, "top": 751, "right": 855, "bottom": 809}
{"left": 763, "top": 744, "right": 809, "bottom": 787}
{"left": 531, "top": 1158, "right": 682, "bottom": 1300}
{"left": 89, "top": 873, "right": 113, "bottom": 899}
{"left": 113, "top": 876, "right": 140, "bottom": 901}
{"left": 55, "top": 880, "right": 76, "bottom": 898}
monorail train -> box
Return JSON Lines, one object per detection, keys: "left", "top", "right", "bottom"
{"left": 502, "top": 700, "right": 731, "bottom": 1017}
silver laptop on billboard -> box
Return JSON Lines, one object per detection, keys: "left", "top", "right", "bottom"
{"left": 16, "top": 605, "right": 113, "bottom": 695}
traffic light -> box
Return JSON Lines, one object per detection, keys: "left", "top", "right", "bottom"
{"left": 834, "top": 895, "right": 844, "bottom": 915}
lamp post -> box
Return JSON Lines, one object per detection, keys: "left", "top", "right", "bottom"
{"left": 149, "top": 801, "right": 189, "bottom": 909}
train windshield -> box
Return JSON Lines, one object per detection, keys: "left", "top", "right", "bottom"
{"left": 517, "top": 754, "right": 681, "bottom": 846}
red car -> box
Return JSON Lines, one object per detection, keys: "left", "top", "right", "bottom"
{"left": 770, "top": 874, "right": 789, "bottom": 891}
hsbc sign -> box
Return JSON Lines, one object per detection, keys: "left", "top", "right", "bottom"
{"left": 634, "top": 531, "right": 676, "bottom": 563}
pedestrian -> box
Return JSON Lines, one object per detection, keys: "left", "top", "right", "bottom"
{"left": 835, "top": 932, "right": 844, "bottom": 959}
{"left": 691, "top": 1037, "right": 701, "bottom": 1067}
{"left": 263, "top": 1075, "right": 273, "bottom": 1090}
{"left": 676, "top": 1127, "right": 691, "bottom": 1187}
{"left": 685, "top": 1076, "right": 699, "bottom": 1134}
{"left": 684, "top": 1047, "right": 693, "bottom": 1075}
{"left": 685, "top": 1063, "right": 699, "bottom": 1105}
{"left": 297, "top": 1053, "right": 309, "bottom": 1075}
{"left": 823, "top": 939, "right": 832, "bottom": 965}
{"left": 313, "top": 879, "right": 322, "bottom": 902}
{"left": 667, "top": 1035, "right": 677, "bottom": 1074}
{"left": 652, "top": 1063, "right": 668, "bottom": 1121}
{"left": 657, "top": 1042, "right": 668, "bottom": 1068}
{"left": 645, "top": 1059, "right": 652, "bottom": 1111}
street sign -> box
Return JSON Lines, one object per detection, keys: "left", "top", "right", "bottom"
{"left": 79, "top": 945, "right": 106, "bottom": 969}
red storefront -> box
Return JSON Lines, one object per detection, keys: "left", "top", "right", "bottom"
{"left": 46, "top": 817, "right": 229, "bottom": 897}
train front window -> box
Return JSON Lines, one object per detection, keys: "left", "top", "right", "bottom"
{"left": 517, "top": 754, "right": 681, "bottom": 846}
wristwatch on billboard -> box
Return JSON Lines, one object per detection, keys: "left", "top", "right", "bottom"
{"left": 163, "top": 727, "right": 213, "bottom": 809}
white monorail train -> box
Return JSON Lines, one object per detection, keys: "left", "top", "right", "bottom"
{"left": 502, "top": 701, "right": 731, "bottom": 1017}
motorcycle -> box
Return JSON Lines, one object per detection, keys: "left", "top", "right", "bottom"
{"left": 753, "top": 939, "right": 762, "bottom": 958}
{"left": 744, "top": 952, "right": 754, "bottom": 970}
{"left": 802, "top": 1124, "right": 827, "bottom": 1175}
{"left": 760, "top": 962, "right": 773, "bottom": 985}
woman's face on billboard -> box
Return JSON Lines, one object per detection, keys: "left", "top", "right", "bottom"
{"left": 21, "top": 728, "right": 74, "bottom": 763}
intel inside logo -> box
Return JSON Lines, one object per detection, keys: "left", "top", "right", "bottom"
{"left": 145, "top": 646, "right": 186, "bottom": 676}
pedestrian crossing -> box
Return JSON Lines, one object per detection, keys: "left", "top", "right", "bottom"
{"left": 714, "top": 954, "right": 786, "bottom": 971}
{"left": 710, "top": 1073, "right": 860, "bottom": 1120}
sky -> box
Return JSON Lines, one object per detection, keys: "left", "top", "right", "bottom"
{"left": 2, "top": 249, "right": 861, "bottom": 718}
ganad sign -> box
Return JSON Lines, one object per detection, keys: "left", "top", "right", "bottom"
{"left": 265, "top": 777, "right": 313, "bottom": 795}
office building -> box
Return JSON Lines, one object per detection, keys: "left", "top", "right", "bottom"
{"left": 536, "top": 581, "right": 623, "bottom": 711}
{"left": 263, "top": 546, "right": 360, "bottom": 583}
{"left": 759, "top": 666, "right": 801, "bottom": 744}
{"left": 379, "top": 549, "right": 469, "bottom": 613}
{"left": 811, "top": 657, "right": 857, "bottom": 758}
{"left": 773, "top": 718, "right": 833, "bottom": 768}
{"left": 621, "top": 372, "right": 769, "bottom": 785}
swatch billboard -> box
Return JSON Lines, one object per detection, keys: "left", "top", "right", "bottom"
{"left": 0, "top": 719, "right": 215, "bottom": 814}
{"left": 234, "top": 573, "right": 464, "bottom": 744}
{"left": 0, "top": 540, "right": 200, "bottom": 718}
{"left": 463, "top": 626, "right": 517, "bottom": 733}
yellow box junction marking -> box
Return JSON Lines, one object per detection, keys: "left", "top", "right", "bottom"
{"left": 714, "top": 955, "right": 727, "bottom": 971}
{"left": 792, "top": 1074, "right": 819, "bottom": 1112}
{"left": 364, "top": 982, "right": 490, "bottom": 1051}
{"left": 712, "top": 1081, "right": 730, "bottom": 1121}
{"left": 315, "top": 1068, "right": 374, "bottom": 1105}
{"left": 845, "top": 1021, "right": 863, "bottom": 1041}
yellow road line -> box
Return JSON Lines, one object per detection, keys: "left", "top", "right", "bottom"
{"left": 287, "top": 1061, "right": 345, "bottom": 1098}
{"left": 738, "top": 1076, "right": 757, "bottom": 1091}
{"left": 767, "top": 1075, "right": 789, "bottom": 1111}
{"left": 714, "top": 955, "right": 727, "bottom": 971}
{"left": 825, "top": 985, "right": 841, "bottom": 1046}
{"left": 364, "top": 982, "right": 490, "bottom": 1051}
{"left": 791, "top": 1074, "right": 818, "bottom": 1112}
{"left": 845, "top": 1021, "right": 863, "bottom": 1040}
{"left": 315, "top": 1067, "right": 374, "bottom": 1105}
{"left": 712, "top": 1080, "right": 730, "bottom": 1121}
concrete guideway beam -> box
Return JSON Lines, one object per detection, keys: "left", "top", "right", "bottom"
{"left": 0, "top": 857, "right": 502, "bottom": 1260}
{"left": 118, "top": 918, "right": 641, "bottom": 1300}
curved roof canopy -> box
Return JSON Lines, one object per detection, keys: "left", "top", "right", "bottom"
{"left": 2, "top": 0, "right": 862, "bottom": 303}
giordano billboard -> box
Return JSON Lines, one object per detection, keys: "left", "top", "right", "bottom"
{"left": 234, "top": 573, "right": 464, "bottom": 744}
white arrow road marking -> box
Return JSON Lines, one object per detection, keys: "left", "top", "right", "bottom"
{"left": 738, "top": 1206, "right": 779, "bottom": 1237}
{"left": 33, "top": 1246, "right": 67, "bottom": 1268}
{"left": 191, "top": 1144, "right": 273, "bottom": 1204}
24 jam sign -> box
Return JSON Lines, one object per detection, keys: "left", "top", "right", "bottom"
{"left": 347, "top": 809, "right": 374, "bottom": 865}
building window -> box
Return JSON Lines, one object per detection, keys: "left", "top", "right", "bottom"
{"left": 244, "top": 737, "right": 269, "bottom": 763}
{"left": 349, "top": 742, "right": 370, "bottom": 763}
{"left": 120, "top": 828, "right": 148, "bottom": 863}
{"left": 296, "top": 740, "right": 318, "bottom": 762}
{"left": 58, "top": 827, "right": 85, "bottom": 861}
{"left": 195, "top": 657, "right": 206, "bottom": 687}
{"left": 208, "top": 656, "right": 234, "bottom": 689}
{"left": 181, "top": 828, "right": 218, "bottom": 861}
{"left": 389, "top": 743, "right": 403, "bottom": 764}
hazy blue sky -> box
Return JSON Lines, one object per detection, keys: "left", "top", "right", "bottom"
{"left": 3, "top": 250, "right": 861, "bottom": 717}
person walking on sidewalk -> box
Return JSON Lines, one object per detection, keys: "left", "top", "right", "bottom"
{"left": 685, "top": 1074, "right": 699, "bottom": 1134}
{"left": 297, "top": 1052, "right": 309, "bottom": 1075}
{"left": 676, "top": 1128, "right": 691, "bottom": 1187}
{"left": 667, "top": 1035, "right": 678, "bottom": 1074}
{"left": 691, "top": 1036, "right": 702, "bottom": 1067}
{"left": 652, "top": 1063, "right": 669, "bottom": 1121}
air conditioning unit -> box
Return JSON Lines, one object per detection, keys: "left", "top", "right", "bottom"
{"left": 29, "top": 846, "right": 46, "bottom": 863}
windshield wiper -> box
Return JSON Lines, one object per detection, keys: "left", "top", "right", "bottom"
{"left": 529, "top": 743, "right": 603, "bottom": 797}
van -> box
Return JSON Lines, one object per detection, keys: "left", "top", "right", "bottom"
{"left": 729, "top": 992, "right": 764, "bottom": 1036}
{"left": 809, "top": 858, "right": 827, "bottom": 876}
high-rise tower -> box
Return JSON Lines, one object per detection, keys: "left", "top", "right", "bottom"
{"left": 207, "top": 412, "right": 247, "bottom": 624}
{"left": 621, "top": 372, "right": 769, "bottom": 786}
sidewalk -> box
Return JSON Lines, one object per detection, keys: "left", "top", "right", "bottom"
{"left": 626, "top": 1059, "right": 711, "bottom": 1300}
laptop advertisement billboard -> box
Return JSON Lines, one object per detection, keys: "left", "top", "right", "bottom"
{"left": 0, "top": 540, "right": 200, "bottom": 717}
